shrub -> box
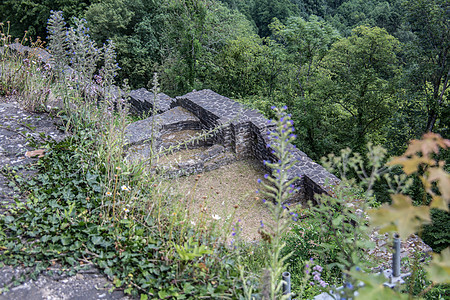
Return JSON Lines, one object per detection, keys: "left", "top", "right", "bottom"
{"left": 422, "top": 208, "right": 450, "bottom": 253}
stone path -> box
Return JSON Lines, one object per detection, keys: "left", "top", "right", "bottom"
{"left": 0, "top": 98, "right": 131, "bottom": 299}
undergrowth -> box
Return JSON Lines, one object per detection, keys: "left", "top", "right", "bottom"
{"left": 1, "top": 10, "right": 449, "bottom": 300}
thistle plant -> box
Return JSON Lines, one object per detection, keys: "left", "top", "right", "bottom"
{"left": 46, "top": 11, "right": 69, "bottom": 74}
{"left": 99, "top": 39, "right": 119, "bottom": 89}
{"left": 149, "top": 72, "right": 160, "bottom": 165}
{"left": 66, "top": 17, "right": 100, "bottom": 88}
{"left": 256, "top": 105, "right": 299, "bottom": 300}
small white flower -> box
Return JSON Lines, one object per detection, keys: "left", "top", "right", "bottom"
{"left": 105, "top": 191, "right": 112, "bottom": 197}
{"left": 212, "top": 214, "right": 221, "bottom": 220}
{"left": 123, "top": 207, "right": 129, "bottom": 213}
{"left": 121, "top": 185, "right": 130, "bottom": 191}
{"left": 190, "top": 221, "right": 196, "bottom": 226}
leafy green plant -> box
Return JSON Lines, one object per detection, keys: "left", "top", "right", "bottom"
{"left": 174, "top": 237, "right": 213, "bottom": 261}
{"left": 421, "top": 208, "right": 450, "bottom": 253}
{"left": 321, "top": 133, "right": 450, "bottom": 299}
{"left": 250, "top": 105, "right": 300, "bottom": 300}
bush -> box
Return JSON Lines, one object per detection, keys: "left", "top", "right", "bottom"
{"left": 422, "top": 208, "right": 450, "bottom": 253}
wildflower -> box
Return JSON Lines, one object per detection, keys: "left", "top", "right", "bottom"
{"left": 121, "top": 185, "right": 130, "bottom": 191}
{"left": 282, "top": 105, "right": 288, "bottom": 110}
{"left": 313, "top": 265, "right": 323, "bottom": 272}
{"left": 105, "top": 191, "right": 112, "bottom": 197}
{"left": 264, "top": 174, "right": 269, "bottom": 179}
{"left": 260, "top": 220, "right": 264, "bottom": 228}
{"left": 257, "top": 178, "right": 262, "bottom": 184}
{"left": 190, "top": 220, "right": 196, "bottom": 226}
{"left": 212, "top": 214, "right": 221, "bottom": 220}
{"left": 123, "top": 207, "right": 129, "bottom": 213}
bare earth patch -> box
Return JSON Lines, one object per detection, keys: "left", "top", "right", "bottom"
{"left": 170, "top": 159, "right": 274, "bottom": 241}
{"left": 156, "top": 147, "right": 205, "bottom": 165}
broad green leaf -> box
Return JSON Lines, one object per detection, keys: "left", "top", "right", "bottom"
{"left": 368, "top": 194, "right": 430, "bottom": 238}
{"left": 91, "top": 235, "right": 103, "bottom": 245}
{"left": 4, "top": 216, "right": 14, "bottom": 223}
{"left": 404, "top": 133, "right": 450, "bottom": 157}
{"left": 430, "top": 196, "right": 449, "bottom": 212}
{"left": 428, "top": 168, "right": 450, "bottom": 202}
{"left": 426, "top": 247, "right": 450, "bottom": 284}
{"left": 387, "top": 155, "right": 434, "bottom": 175}
{"left": 347, "top": 268, "right": 408, "bottom": 300}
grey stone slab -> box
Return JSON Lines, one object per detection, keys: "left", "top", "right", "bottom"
{"left": 177, "top": 89, "right": 269, "bottom": 127}
{"left": 125, "top": 106, "right": 201, "bottom": 146}
{"left": 0, "top": 98, "right": 130, "bottom": 300}
{"left": 0, "top": 265, "right": 131, "bottom": 300}
{"left": 0, "top": 101, "right": 67, "bottom": 213}
{"left": 129, "top": 88, "right": 175, "bottom": 114}
{"left": 125, "top": 88, "right": 340, "bottom": 201}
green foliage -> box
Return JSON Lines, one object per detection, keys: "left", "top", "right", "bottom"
{"left": 422, "top": 208, "right": 450, "bottom": 253}
{"left": 218, "top": 0, "right": 300, "bottom": 37}
{"left": 282, "top": 215, "right": 341, "bottom": 298}
{"left": 322, "top": 25, "right": 402, "bottom": 152}
{"left": 402, "top": 0, "right": 449, "bottom": 133}
{"left": 85, "top": 0, "right": 160, "bottom": 88}
{"left": 327, "top": 0, "right": 404, "bottom": 36}
{"left": 0, "top": 0, "right": 95, "bottom": 38}
{"left": 173, "top": 237, "right": 213, "bottom": 261}
{"left": 271, "top": 15, "right": 340, "bottom": 98}
{"left": 251, "top": 106, "right": 300, "bottom": 299}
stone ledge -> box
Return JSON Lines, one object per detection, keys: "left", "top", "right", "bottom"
{"left": 124, "top": 106, "right": 201, "bottom": 147}
{"left": 129, "top": 88, "right": 175, "bottom": 115}
{"left": 126, "top": 89, "right": 340, "bottom": 202}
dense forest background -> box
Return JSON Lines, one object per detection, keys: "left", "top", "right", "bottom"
{"left": 1, "top": 0, "right": 448, "bottom": 161}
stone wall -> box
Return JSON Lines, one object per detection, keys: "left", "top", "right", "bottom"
{"left": 171, "top": 89, "right": 340, "bottom": 202}
{"left": 9, "top": 43, "right": 339, "bottom": 202}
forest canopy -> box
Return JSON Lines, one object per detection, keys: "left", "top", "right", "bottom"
{"left": 1, "top": 0, "right": 448, "bottom": 159}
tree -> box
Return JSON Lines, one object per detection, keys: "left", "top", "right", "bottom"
{"left": 158, "top": 0, "right": 255, "bottom": 95}
{"left": 403, "top": 0, "right": 449, "bottom": 133}
{"left": 271, "top": 16, "right": 339, "bottom": 98}
{"left": 85, "top": 0, "right": 161, "bottom": 87}
{"left": 327, "top": 0, "right": 404, "bottom": 36}
{"left": 250, "top": 0, "right": 300, "bottom": 37}
{"left": 0, "top": 0, "right": 95, "bottom": 38}
{"left": 323, "top": 26, "right": 402, "bottom": 152}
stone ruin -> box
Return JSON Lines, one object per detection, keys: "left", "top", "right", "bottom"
{"left": 2, "top": 43, "right": 339, "bottom": 203}
{"left": 125, "top": 88, "right": 340, "bottom": 203}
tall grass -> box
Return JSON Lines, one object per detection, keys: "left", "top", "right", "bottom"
{"left": 4, "top": 10, "right": 441, "bottom": 300}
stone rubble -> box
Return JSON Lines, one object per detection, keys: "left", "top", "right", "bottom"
{"left": 125, "top": 89, "right": 340, "bottom": 203}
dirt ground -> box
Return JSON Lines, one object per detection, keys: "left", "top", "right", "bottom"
{"left": 170, "top": 159, "right": 275, "bottom": 241}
